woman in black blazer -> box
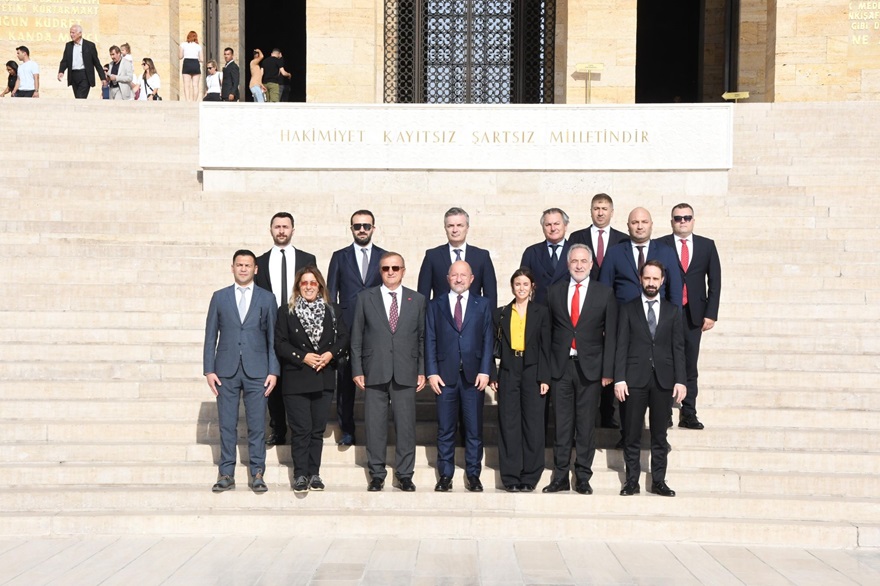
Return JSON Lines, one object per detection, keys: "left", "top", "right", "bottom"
{"left": 275, "top": 266, "right": 349, "bottom": 493}
{"left": 491, "top": 268, "right": 551, "bottom": 492}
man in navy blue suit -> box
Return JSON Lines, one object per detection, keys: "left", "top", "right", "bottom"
{"left": 327, "top": 210, "right": 387, "bottom": 445}
{"left": 659, "top": 203, "right": 721, "bottom": 430}
{"left": 599, "top": 207, "right": 682, "bottom": 444}
{"left": 568, "top": 193, "right": 629, "bottom": 281}
{"left": 203, "top": 250, "right": 280, "bottom": 493}
{"left": 418, "top": 207, "right": 497, "bottom": 307}
{"left": 519, "top": 208, "right": 572, "bottom": 305}
{"left": 426, "top": 261, "right": 495, "bottom": 493}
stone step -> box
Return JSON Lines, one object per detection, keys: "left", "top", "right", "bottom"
{"left": 0, "top": 505, "right": 861, "bottom": 548}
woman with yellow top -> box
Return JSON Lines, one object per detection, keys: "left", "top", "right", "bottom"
{"left": 491, "top": 268, "right": 551, "bottom": 492}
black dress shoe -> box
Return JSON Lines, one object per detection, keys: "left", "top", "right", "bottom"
{"left": 434, "top": 476, "right": 453, "bottom": 492}
{"left": 293, "top": 475, "right": 309, "bottom": 493}
{"left": 465, "top": 476, "right": 483, "bottom": 492}
{"left": 651, "top": 481, "right": 676, "bottom": 497}
{"left": 574, "top": 479, "right": 593, "bottom": 495}
{"left": 619, "top": 480, "right": 640, "bottom": 496}
{"left": 518, "top": 484, "right": 535, "bottom": 492}
{"left": 265, "top": 433, "right": 286, "bottom": 446}
{"left": 678, "top": 415, "right": 705, "bottom": 430}
{"left": 398, "top": 477, "right": 416, "bottom": 492}
{"left": 367, "top": 477, "right": 385, "bottom": 492}
{"left": 337, "top": 433, "right": 354, "bottom": 446}
{"left": 503, "top": 484, "right": 520, "bottom": 492}
{"left": 541, "top": 477, "right": 570, "bottom": 493}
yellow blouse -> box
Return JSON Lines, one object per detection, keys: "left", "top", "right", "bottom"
{"left": 510, "top": 304, "right": 526, "bottom": 351}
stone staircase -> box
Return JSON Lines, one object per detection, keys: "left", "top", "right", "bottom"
{"left": 0, "top": 99, "right": 877, "bottom": 548}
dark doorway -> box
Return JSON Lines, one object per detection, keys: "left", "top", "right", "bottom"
{"left": 245, "top": 0, "right": 306, "bottom": 101}
{"left": 636, "top": 0, "right": 700, "bottom": 103}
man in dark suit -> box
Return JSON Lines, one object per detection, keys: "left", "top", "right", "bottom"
{"left": 221, "top": 47, "right": 240, "bottom": 101}
{"left": 568, "top": 193, "right": 629, "bottom": 280}
{"left": 203, "top": 250, "right": 280, "bottom": 493}
{"left": 519, "top": 207, "right": 572, "bottom": 305}
{"left": 614, "top": 260, "right": 687, "bottom": 497}
{"left": 418, "top": 207, "right": 497, "bottom": 307}
{"left": 426, "top": 260, "right": 494, "bottom": 492}
{"left": 327, "top": 210, "right": 387, "bottom": 445}
{"left": 659, "top": 203, "right": 721, "bottom": 430}
{"left": 57, "top": 25, "right": 106, "bottom": 99}
{"left": 351, "top": 252, "right": 426, "bottom": 492}
{"left": 255, "top": 212, "right": 317, "bottom": 446}
{"left": 543, "top": 244, "right": 617, "bottom": 495}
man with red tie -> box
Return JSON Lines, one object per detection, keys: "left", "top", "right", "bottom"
{"left": 659, "top": 204, "right": 721, "bottom": 430}
{"left": 568, "top": 193, "right": 629, "bottom": 280}
{"left": 543, "top": 244, "right": 617, "bottom": 495}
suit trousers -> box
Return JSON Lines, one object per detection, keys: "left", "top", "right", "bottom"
{"left": 216, "top": 361, "right": 268, "bottom": 477}
{"left": 680, "top": 308, "right": 704, "bottom": 417}
{"left": 364, "top": 381, "right": 416, "bottom": 480}
{"left": 435, "top": 371, "right": 485, "bottom": 479}
{"left": 283, "top": 390, "right": 332, "bottom": 477}
{"left": 267, "top": 372, "right": 287, "bottom": 438}
{"left": 497, "top": 357, "right": 546, "bottom": 486}
{"left": 551, "top": 359, "right": 601, "bottom": 482}
{"left": 68, "top": 69, "right": 90, "bottom": 99}
{"left": 623, "top": 376, "right": 671, "bottom": 484}
{"left": 336, "top": 358, "right": 356, "bottom": 437}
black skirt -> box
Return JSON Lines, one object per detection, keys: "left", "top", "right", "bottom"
{"left": 181, "top": 58, "right": 200, "bottom": 75}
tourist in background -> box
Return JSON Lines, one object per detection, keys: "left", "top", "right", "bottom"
{"left": 204, "top": 60, "right": 222, "bottom": 101}
{"left": 13, "top": 46, "right": 38, "bottom": 98}
{"left": 138, "top": 58, "right": 160, "bottom": 101}
{"left": 275, "top": 267, "right": 349, "bottom": 493}
{"left": 491, "top": 268, "right": 551, "bottom": 492}
{"left": 179, "top": 30, "right": 202, "bottom": 101}
{"left": 0, "top": 61, "right": 16, "bottom": 98}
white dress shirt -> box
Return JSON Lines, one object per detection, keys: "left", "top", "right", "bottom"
{"left": 631, "top": 240, "right": 651, "bottom": 267}
{"left": 566, "top": 277, "right": 588, "bottom": 356}
{"left": 268, "top": 245, "right": 296, "bottom": 307}
{"left": 353, "top": 242, "right": 373, "bottom": 277}
{"left": 380, "top": 284, "right": 403, "bottom": 320}
{"left": 447, "top": 290, "right": 469, "bottom": 322}
{"left": 448, "top": 242, "right": 468, "bottom": 263}
{"left": 72, "top": 40, "right": 84, "bottom": 70}
{"left": 674, "top": 234, "right": 693, "bottom": 263}
{"left": 641, "top": 294, "right": 661, "bottom": 322}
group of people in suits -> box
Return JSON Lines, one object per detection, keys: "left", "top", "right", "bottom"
{"left": 202, "top": 199, "right": 720, "bottom": 497}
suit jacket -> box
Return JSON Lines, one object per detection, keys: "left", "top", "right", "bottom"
{"left": 203, "top": 284, "right": 281, "bottom": 379}
{"left": 658, "top": 233, "right": 721, "bottom": 324}
{"left": 417, "top": 243, "right": 497, "bottom": 307}
{"left": 614, "top": 297, "right": 686, "bottom": 390}
{"left": 221, "top": 60, "right": 240, "bottom": 101}
{"left": 274, "top": 302, "right": 349, "bottom": 394}
{"left": 546, "top": 279, "right": 617, "bottom": 381}
{"left": 568, "top": 225, "right": 629, "bottom": 280}
{"left": 598, "top": 239, "right": 683, "bottom": 307}
{"left": 493, "top": 301, "right": 551, "bottom": 384}
{"left": 327, "top": 244, "right": 387, "bottom": 331}
{"left": 519, "top": 240, "right": 572, "bottom": 305}
{"left": 109, "top": 58, "right": 134, "bottom": 99}
{"left": 425, "top": 293, "right": 494, "bottom": 385}
{"left": 255, "top": 247, "right": 318, "bottom": 306}
{"left": 350, "top": 286, "right": 425, "bottom": 387}
{"left": 58, "top": 39, "right": 105, "bottom": 87}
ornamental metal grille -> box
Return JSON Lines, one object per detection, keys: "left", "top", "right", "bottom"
{"left": 384, "top": 0, "right": 555, "bottom": 104}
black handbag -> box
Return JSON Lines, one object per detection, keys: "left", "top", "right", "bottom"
{"left": 493, "top": 306, "right": 506, "bottom": 359}
{"left": 144, "top": 77, "right": 162, "bottom": 100}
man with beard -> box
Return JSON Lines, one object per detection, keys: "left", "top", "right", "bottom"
{"left": 255, "top": 212, "right": 317, "bottom": 446}
{"left": 327, "top": 210, "right": 387, "bottom": 445}
{"left": 614, "top": 260, "right": 687, "bottom": 497}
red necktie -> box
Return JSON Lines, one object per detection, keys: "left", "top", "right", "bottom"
{"left": 680, "top": 239, "right": 689, "bottom": 306}
{"left": 596, "top": 229, "right": 605, "bottom": 267}
{"left": 570, "top": 283, "right": 581, "bottom": 349}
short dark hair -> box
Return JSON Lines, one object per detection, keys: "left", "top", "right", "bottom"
{"left": 270, "top": 212, "right": 294, "bottom": 226}
{"left": 109, "top": 45, "right": 121, "bottom": 54}
{"left": 640, "top": 259, "right": 665, "bottom": 277}
{"left": 233, "top": 249, "right": 257, "bottom": 263}
{"left": 15, "top": 46, "right": 29, "bottom": 56}
{"left": 224, "top": 47, "right": 234, "bottom": 55}
{"left": 671, "top": 202, "right": 694, "bottom": 215}
{"left": 591, "top": 193, "right": 614, "bottom": 207}
{"left": 350, "top": 209, "right": 375, "bottom": 224}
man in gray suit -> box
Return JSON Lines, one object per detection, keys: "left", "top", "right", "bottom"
{"left": 107, "top": 45, "right": 133, "bottom": 100}
{"left": 351, "top": 251, "right": 426, "bottom": 492}
{"left": 203, "top": 250, "right": 280, "bottom": 493}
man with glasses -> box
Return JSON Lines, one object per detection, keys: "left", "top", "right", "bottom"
{"left": 221, "top": 47, "right": 240, "bottom": 102}
{"left": 659, "top": 204, "right": 721, "bottom": 430}
{"left": 351, "top": 252, "right": 426, "bottom": 492}
{"left": 327, "top": 210, "right": 387, "bottom": 445}
{"left": 255, "top": 212, "right": 317, "bottom": 446}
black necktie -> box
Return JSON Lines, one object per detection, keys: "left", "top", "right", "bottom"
{"left": 280, "top": 249, "right": 288, "bottom": 308}
{"left": 549, "top": 244, "right": 560, "bottom": 269}
{"left": 636, "top": 246, "right": 645, "bottom": 271}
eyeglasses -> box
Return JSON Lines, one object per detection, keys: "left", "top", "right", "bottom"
{"left": 380, "top": 266, "right": 403, "bottom": 273}
{"left": 300, "top": 280, "right": 319, "bottom": 287}
{"left": 207, "top": 66, "right": 215, "bottom": 70}
{"left": 351, "top": 223, "right": 373, "bottom": 231}
{"left": 673, "top": 215, "right": 693, "bottom": 223}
